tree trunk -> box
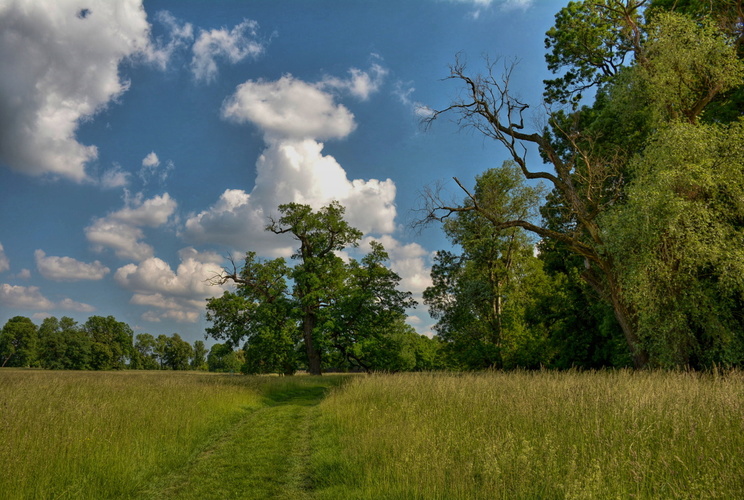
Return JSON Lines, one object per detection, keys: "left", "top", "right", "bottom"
{"left": 582, "top": 265, "right": 649, "bottom": 368}
{"left": 609, "top": 287, "right": 649, "bottom": 369}
{"left": 302, "top": 309, "right": 322, "bottom": 375}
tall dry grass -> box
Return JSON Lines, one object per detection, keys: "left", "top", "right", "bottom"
{"left": 313, "top": 370, "right": 744, "bottom": 499}
{"left": 0, "top": 370, "right": 263, "bottom": 499}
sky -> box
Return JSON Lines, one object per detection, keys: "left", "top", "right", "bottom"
{"left": 0, "top": 0, "right": 567, "bottom": 344}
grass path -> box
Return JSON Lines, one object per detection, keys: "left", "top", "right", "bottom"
{"left": 141, "top": 382, "right": 330, "bottom": 500}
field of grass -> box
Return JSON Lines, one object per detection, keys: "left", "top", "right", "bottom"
{"left": 1, "top": 369, "right": 742, "bottom": 499}
{"left": 313, "top": 370, "right": 744, "bottom": 499}
{"left": 0, "top": 370, "right": 342, "bottom": 499}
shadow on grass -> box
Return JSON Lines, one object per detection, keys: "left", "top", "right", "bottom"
{"left": 260, "top": 375, "right": 352, "bottom": 407}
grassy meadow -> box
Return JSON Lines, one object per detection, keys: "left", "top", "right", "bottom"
{"left": 1, "top": 369, "right": 742, "bottom": 499}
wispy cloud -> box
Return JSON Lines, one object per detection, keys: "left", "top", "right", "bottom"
{"left": 191, "top": 19, "right": 268, "bottom": 83}
{"left": 0, "top": 242, "right": 9, "bottom": 273}
{"left": 319, "top": 59, "right": 389, "bottom": 101}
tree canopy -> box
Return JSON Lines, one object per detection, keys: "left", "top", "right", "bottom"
{"left": 206, "top": 202, "right": 421, "bottom": 375}
{"left": 422, "top": 0, "right": 744, "bottom": 368}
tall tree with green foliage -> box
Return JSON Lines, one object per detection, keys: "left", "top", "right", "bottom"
{"left": 163, "top": 333, "right": 194, "bottom": 370}
{"left": 38, "top": 316, "right": 91, "bottom": 370}
{"left": 323, "top": 240, "right": 416, "bottom": 372}
{"left": 423, "top": 0, "right": 744, "bottom": 368}
{"left": 132, "top": 333, "right": 159, "bottom": 370}
{"left": 266, "top": 202, "right": 363, "bottom": 375}
{"left": 423, "top": 163, "right": 551, "bottom": 369}
{"left": 208, "top": 201, "right": 416, "bottom": 375}
{"left": 84, "top": 315, "right": 134, "bottom": 370}
{"left": 207, "top": 253, "right": 298, "bottom": 374}
{"left": 206, "top": 343, "right": 244, "bottom": 373}
{"left": 602, "top": 121, "right": 744, "bottom": 367}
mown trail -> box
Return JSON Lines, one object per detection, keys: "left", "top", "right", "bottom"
{"left": 142, "top": 383, "right": 329, "bottom": 500}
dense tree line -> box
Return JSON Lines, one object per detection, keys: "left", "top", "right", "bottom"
{"left": 421, "top": 0, "right": 744, "bottom": 369}
{"left": 0, "top": 315, "right": 230, "bottom": 372}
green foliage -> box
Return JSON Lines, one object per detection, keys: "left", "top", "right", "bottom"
{"left": 207, "top": 343, "right": 244, "bottom": 373}
{"left": 38, "top": 316, "right": 92, "bottom": 370}
{"left": 0, "top": 316, "right": 38, "bottom": 367}
{"left": 207, "top": 202, "right": 423, "bottom": 374}
{"left": 191, "top": 340, "right": 208, "bottom": 370}
{"left": 428, "top": 0, "right": 744, "bottom": 368}
{"left": 163, "top": 333, "right": 193, "bottom": 370}
{"left": 84, "top": 315, "right": 134, "bottom": 370}
{"left": 639, "top": 12, "right": 744, "bottom": 123}
{"left": 133, "top": 333, "right": 160, "bottom": 370}
{"left": 601, "top": 120, "right": 744, "bottom": 367}
{"left": 544, "top": 0, "right": 644, "bottom": 106}
{"left": 323, "top": 241, "right": 416, "bottom": 372}
{"left": 2, "top": 315, "right": 208, "bottom": 371}
{"left": 425, "top": 163, "right": 552, "bottom": 369}
{"left": 206, "top": 253, "right": 298, "bottom": 374}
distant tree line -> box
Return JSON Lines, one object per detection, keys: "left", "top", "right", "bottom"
{"left": 0, "top": 314, "right": 443, "bottom": 374}
{"left": 1, "top": 315, "right": 242, "bottom": 372}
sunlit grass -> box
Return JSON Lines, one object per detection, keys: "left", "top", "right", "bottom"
{"left": 312, "top": 370, "right": 744, "bottom": 499}
{"left": 3, "top": 369, "right": 742, "bottom": 499}
{"left": 0, "top": 370, "right": 266, "bottom": 499}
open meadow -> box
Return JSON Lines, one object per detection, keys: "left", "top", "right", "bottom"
{"left": 0, "top": 369, "right": 742, "bottom": 499}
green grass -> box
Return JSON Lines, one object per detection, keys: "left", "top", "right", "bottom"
{"left": 1, "top": 369, "right": 742, "bottom": 499}
{"left": 143, "top": 377, "right": 345, "bottom": 500}
{"left": 312, "top": 370, "right": 744, "bottom": 499}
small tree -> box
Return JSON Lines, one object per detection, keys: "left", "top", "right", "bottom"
{"left": 133, "top": 333, "right": 159, "bottom": 370}
{"left": 191, "top": 340, "right": 208, "bottom": 370}
{"left": 207, "top": 343, "right": 244, "bottom": 373}
{"left": 163, "top": 334, "right": 193, "bottom": 370}
{"left": 0, "top": 316, "right": 38, "bottom": 367}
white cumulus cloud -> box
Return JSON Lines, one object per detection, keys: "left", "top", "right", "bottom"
{"left": 145, "top": 10, "right": 194, "bottom": 70}
{"left": 221, "top": 75, "right": 357, "bottom": 141}
{"left": 35, "top": 250, "right": 110, "bottom": 281}
{"left": 85, "top": 192, "right": 177, "bottom": 261}
{"left": 100, "top": 164, "right": 131, "bottom": 189}
{"left": 186, "top": 70, "right": 398, "bottom": 255}
{"left": 57, "top": 298, "right": 96, "bottom": 313}
{"left": 0, "top": 0, "right": 153, "bottom": 182}
{"left": 86, "top": 218, "right": 154, "bottom": 261}
{"left": 114, "top": 247, "right": 228, "bottom": 323}
{"left": 142, "top": 152, "right": 160, "bottom": 168}
{"left": 15, "top": 269, "right": 31, "bottom": 280}
{"left": 0, "top": 283, "right": 91, "bottom": 312}
{"left": 0, "top": 284, "right": 55, "bottom": 309}
{"left": 191, "top": 19, "right": 267, "bottom": 83}
{"left": 111, "top": 192, "right": 177, "bottom": 227}
{"left": 139, "top": 152, "right": 174, "bottom": 185}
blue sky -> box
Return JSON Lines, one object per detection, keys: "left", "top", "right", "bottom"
{"left": 0, "top": 0, "right": 566, "bottom": 344}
